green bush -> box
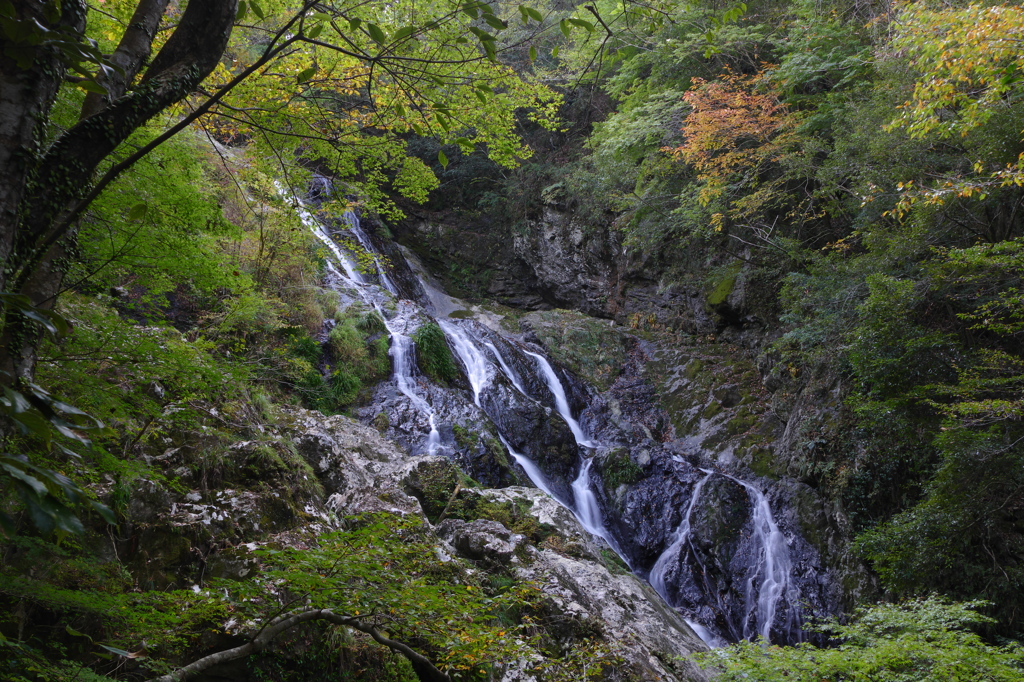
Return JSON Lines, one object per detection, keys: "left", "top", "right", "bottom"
{"left": 698, "top": 597, "right": 1024, "bottom": 681}
{"left": 412, "top": 322, "right": 458, "bottom": 384}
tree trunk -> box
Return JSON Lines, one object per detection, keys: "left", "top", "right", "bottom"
{"left": 0, "top": 1, "right": 87, "bottom": 293}
{"left": 0, "top": 0, "right": 238, "bottom": 379}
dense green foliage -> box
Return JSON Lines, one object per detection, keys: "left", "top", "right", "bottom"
{"left": 5, "top": 0, "right": 1024, "bottom": 677}
{"left": 515, "top": 0, "right": 1024, "bottom": 636}
{"left": 412, "top": 322, "right": 460, "bottom": 385}
{"left": 699, "top": 597, "right": 1024, "bottom": 681}
{"left": 0, "top": 513, "right": 567, "bottom": 681}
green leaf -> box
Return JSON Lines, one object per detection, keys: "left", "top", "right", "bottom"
{"left": 393, "top": 26, "right": 414, "bottom": 40}
{"left": 297, "top": 66, "right": 317, "bottom": 83}
{"left": 475, "top": 90, "right": 488, "bottom": 104}
{"left": 482, "top": 40, "right": 497, "bottom": 62}
{"left": 483, "top": 14, "right": 507, "bottom": 31}
{"left": 519, "top": 6, "right": 529, "bottom": 25}
{"left": 559, "top": 19, "right": 570, "bottom": 39}
{"left": 306, "top": 23, "right": 323, "bottom": 39}
{"left": 438, "top": 150, "right": 449, "bottom": 169}
{"left": 0, "top": 464, "right": 48, "bottom": 497}
{"left": 90, "top": 499, "right": 116, "bottom": 525}
{"left": 366, "top": 23, "right": 386, "bottom": 45}
{"left": 235, "top": 1, "right": 247, "bottom": 21}
{"left": 461, "top": 2, "right": 479, "bottom": 19}
{"left": 78, "top": 80, "right": 106, "bottom": 94}
{"left": 529, "top": 45, "right": 536, "bottom": 61}
{"left": 469, "top": 26, "right": 495, "bottom": 42}
{"left": 395, "top": 102, "right": 406, "bottom": 117}
{"left": 348, "top": 17, "right": 362, "bottom": 31}
{"left": 526, "top": 7, "right": 542, "bottom": 21}
{"left": 249, "top": 0, "right": 264, "bottom": 20}
{"left": 128, "top": 203, "right": 147, "bottom": 221}
{"left": 66, "top": 626, "right": 92, "bottom": 641}
{"left": 411, "top": 123, "right": 424, "bottom": 136}
{"left": 551, "top": 45, "right": 559, "bottom": 58}
{"left": 567, "top": 18, "right": 594, "bottom": 32}
{"left": 455, "top": 137, "right": 475, "bottom": 152}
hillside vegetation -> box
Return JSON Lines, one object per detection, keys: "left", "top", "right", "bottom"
{"left": 1, "top": 0, "right": 1023, "bottom": 680}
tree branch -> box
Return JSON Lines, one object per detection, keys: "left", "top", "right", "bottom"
{"left": 79, "top": 0, "right": 171, "bottom": 120}
{"left": 146, "top": 608, "right": 450, "bottom": 682}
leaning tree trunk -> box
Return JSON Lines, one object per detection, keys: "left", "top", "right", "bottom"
{"left": 0, "top": 0, "right": 238, "bottom": 380}
{"left": 0, "top": 0, "right": 87, "bottom": 294}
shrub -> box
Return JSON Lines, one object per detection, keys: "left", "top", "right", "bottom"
{"left": 412, "top": 322, "right": 458, "bottom": 384}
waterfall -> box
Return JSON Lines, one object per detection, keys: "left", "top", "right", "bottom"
{"left": 290, "top": 183, "right": 439, "bottom": 454}
{"left": 484, "top": 341, "right": 527, "bottom": 395}
{"left": 293, "top": 184, "right": 819, "bottom": 645}
{"left": 438, "top": 320, "right": 491, "bottom": 407}
{"left": 722, "top": 474, "right": 799, "bottom": 643}
{"left": 523, "top": 350, "right": 597, "bottom": 448}
{"left": 383, "top": 321, "right": 441, "bottom": 454}
{"left": 346, "top": 211, "right": 399, "bottom": 295}
{"left": 570, "top": 458, "right": 607, "bottom": 538}
{"left": 500, "top": 435, "right": 559, "bottom": 499}
{"left": 649, "top": 471, "right": 714, "bottom": 597}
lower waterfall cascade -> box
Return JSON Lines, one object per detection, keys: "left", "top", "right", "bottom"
{"left": 298, "top": 182, "right": 838, "bottom": 646}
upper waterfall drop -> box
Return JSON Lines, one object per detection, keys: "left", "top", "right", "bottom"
{"left": 438, "top": 319, "right": 491, "bottom": 407}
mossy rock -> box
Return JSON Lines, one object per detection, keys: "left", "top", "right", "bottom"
{"left": 412, "top": 322, "right": 459, "bottom": 385}
{"left": 520, "top": 310, "right": 629, "bottom": 390}
{"left": 402, "top": 458, "right": 460, "bottom": 521}
{"left": 599, "top": 448, "right": 645, "bottom": 492}
{"left": 706, "top": 261, "right": 742, "bottom": 307}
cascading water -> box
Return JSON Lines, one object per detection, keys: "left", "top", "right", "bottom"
{"left": 524, "top": 351, "right": 597, "bottom": 448}
{"left": 346, "top": 211, "right": 400, "bottom": 295}
{"left": 384, "top": 316, "right": 441, "bottom": 455}
{"left": 723, "top": 473, "right": 799, "bottom": 643}
{"left": 295, "top": 186, "right": 439, "bottom": 454}
{"left": 649, "top": 471, "right": 714, "bottom": 597}
{"left": 294, "top": 180, "right": 824, "bottom": 646}
{"left": 484, "top": 341, "right": 527, "bottom": 395}
{"left": 438, "top": 319, "right": 491, "bottom": 407}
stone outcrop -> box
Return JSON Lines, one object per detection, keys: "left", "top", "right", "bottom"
{"left": 121, "top": 408, "right": 711, "bottom": 681}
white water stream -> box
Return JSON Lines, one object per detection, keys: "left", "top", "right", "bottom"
{"left": 722, "top": 473, "right": 798, "bottom": 642}
{"left": 296, "top": 184, "right": 804, "bottom": 645}
{"left": 648, "top": 471, "right": 714, "bottom": 596}
{"left": 296, "top": 191, "right": 440, "bottom": 454}
{"left": 438, "top": 319, "right": 491, "bottom": 407}
{"left": 523, "top": 351, "right": 598, "bottom": 448}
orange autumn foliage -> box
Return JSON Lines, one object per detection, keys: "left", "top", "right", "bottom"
{"left": 663, "top": 71, "right": 801, "bottom": 230}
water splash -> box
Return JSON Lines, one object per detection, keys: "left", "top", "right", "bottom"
{"left": 571, "top": 457, "right": 608, "bottom": 538}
